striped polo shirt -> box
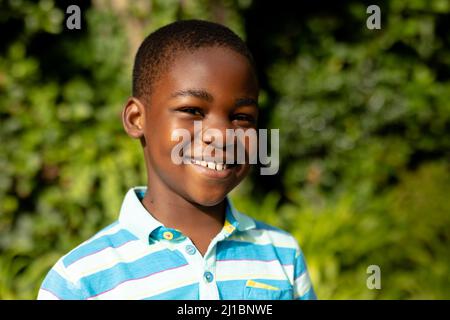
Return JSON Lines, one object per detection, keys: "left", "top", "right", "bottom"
{"left": 37, "top": 186, "right": 316, "bottom": 300}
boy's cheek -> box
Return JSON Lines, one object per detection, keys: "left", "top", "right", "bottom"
{"left": 238, "top": 163, "right": 251, "bottom": 180}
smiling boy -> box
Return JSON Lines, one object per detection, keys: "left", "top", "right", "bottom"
{"left": 37, "top": 20, "right": 316, "bottom": 300}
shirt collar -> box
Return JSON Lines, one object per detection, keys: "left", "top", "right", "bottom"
{"left": 118, "top": 186, "right": 163, "bottom": 242}
{"left": 225, "top": 196, "right": 256, "bottom": 232}
{"left": 118, "top": 186, "right": 256, "bottom": 244}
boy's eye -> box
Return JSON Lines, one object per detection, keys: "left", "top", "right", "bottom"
{"left": 232, "top": 113, "right": 255, "bottom": 124}
{"left": 178, "top": 107, "right": 203, "bottom": 117}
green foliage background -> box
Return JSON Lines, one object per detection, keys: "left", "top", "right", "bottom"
{"left": 0, "top": 0, "right": 449, "bottom": 299}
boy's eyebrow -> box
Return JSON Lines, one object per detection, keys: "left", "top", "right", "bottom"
{"left": 170, "top": 89, "right": 213, "bottom": 102}
{"left": 235, "top": 97, "right": 258, "bottom": 108}
{"left": 171, "top": 88, "right": 258, "bottom": 108}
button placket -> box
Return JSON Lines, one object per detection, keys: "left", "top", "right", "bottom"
{"left": 203, "top": 271, "right": 214, "bottom": 283}
{"left": 179, "top": 236, "right": 219, "bottom": 300}
{"left": 198, "top": 243, "right": 220, "bottom": 300}
{"left": 175, "top": 238, "right": 208, "bottom": 283}
{"left": 171, "top": 228, "right": 227, "bottom": 300}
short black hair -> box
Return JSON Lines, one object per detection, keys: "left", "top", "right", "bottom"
{"left": 132, "top": 19, "right": 257, "bottom": 104}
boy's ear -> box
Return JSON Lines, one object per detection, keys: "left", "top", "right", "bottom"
{"left": 122, "top": 97, "right": 146, "bottom": 139}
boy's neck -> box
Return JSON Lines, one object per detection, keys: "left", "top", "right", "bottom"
{"left": 140, "top": 180, "right": 226, "bottom": 253}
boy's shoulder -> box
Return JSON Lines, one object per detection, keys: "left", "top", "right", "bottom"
{"left": 252, "top": 218, "right": 290, "bottom": 234}
{"left": 61, "top": 220, "right": 136, "bottom": 266}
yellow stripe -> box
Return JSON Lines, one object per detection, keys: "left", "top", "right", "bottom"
{"left": 245, "top": 279, "right": 280, "bottom": 291}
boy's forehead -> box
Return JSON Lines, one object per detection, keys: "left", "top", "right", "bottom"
{"left": 154, "top": 47, "right": 258, "bottom": 98}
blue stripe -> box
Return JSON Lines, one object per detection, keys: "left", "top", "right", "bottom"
{"left": 217, "top": 280, "right": 246, "bottom": 299}
{"left": 294, "top": 252, "right": 307, "bottom": 279}
{"left": 144, "top": 283, "right": 199, "bottom": 300}
{"left": 253, "top": 220, "right": 290, "bottom": 234}
{"left": 216, "top": 240, "right": 296, "bottom": 265}
{"left": 217, "top": 279, "right": 293, "bottom": 300}
{"left": 63, "top": 229, "right": 138, "bottom": 267}
{"left": 298, "top": 286, "right": 317, "bottom": 300}
{"left": 80, "top": 249, "right": 188, "bottom": 298}
{"left": 40, "top": 269, "right": 86, "bottom": 299}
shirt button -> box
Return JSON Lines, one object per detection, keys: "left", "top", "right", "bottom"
{"left": 203, "top": 271, "right": 214, "bottom": 283}
{"left": 185, "top": 244, "right": 196, "bottom": 255}
{"left": 162, "top": 231, "right": 174, "bottom": 240}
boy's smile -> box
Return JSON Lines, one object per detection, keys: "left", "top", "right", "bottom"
{"left": 123, "top": 46, "right": 259, "bottom": 210}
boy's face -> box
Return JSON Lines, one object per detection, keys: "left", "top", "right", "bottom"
{"left": 124, "top": 46, "right": 259, "bottom": 206}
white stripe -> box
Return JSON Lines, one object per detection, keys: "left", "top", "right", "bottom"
{"left": 228, "top": 229, "right": 298, "bottom": 249}
{"left": 66, "top": 240, "right": 166, "bottom": 281}
{"left": 88, "top": 264, "right": 196, "bottom": 300}
{"left": 37, "top": 289, "right": 60, "bottom": 300}
{"left": 61, "top": 223, "right": 124, "bottom": 266}
{"left": 52, "top": 259, "right": 70, "bottom": 279}
{"left": 84, "top": 223, "right": 123, "bottom": 243}
{"left": 294, "top": 271, "right": 312, "bottom": 298}
{"left": 216, "top": 259, "right": 293, "bottom": 281}
{"left": 49, "top": 260, "right": 86, "bottom": 291}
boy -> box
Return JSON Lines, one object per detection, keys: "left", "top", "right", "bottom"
{"left": 37, "top": 20, "right": 316, "bottom": 300}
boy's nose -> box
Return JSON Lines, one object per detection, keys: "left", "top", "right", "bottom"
{"left": 201, "top": 120, "right": 235, "bottom": 149}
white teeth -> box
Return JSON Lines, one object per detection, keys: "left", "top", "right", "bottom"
{"left": 188, "top": 159, "right": 227, "bottom": 171}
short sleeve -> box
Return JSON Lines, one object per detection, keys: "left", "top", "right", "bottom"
{"left": 293, "top": 245, "right": 317, "bottom": 300}
{"left": 37, "top": 261, "right": 87, "bottom": 300}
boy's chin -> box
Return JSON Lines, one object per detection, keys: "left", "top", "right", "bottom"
{"left": 186, "top": 190, "right": 229, "bottom": 207}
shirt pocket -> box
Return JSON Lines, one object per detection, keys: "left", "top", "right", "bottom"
{"left": 243, "top": 279, "right": 293, "bottom": 300}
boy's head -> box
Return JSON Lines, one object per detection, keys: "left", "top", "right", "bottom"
{"left": 122, "top": 19, "right": 259, "bottom": 207}
{"left": 131, "top": 19, "right": 257, "bottom": 104}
